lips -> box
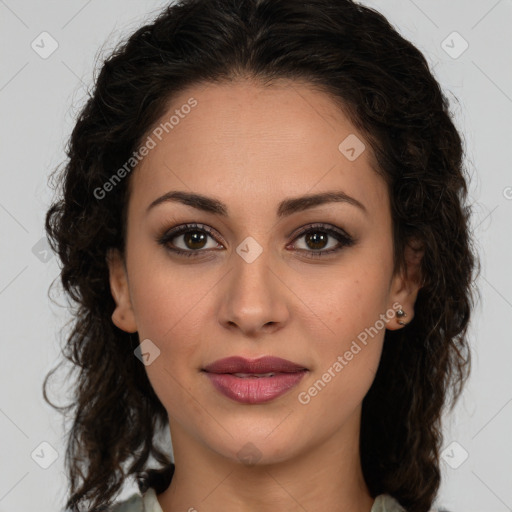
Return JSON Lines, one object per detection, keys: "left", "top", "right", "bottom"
{"left": 202, "top": 356, "right": 308, "bottom": 404}
{"left": 203, "top": 356, "right": 308, "bottom": 374}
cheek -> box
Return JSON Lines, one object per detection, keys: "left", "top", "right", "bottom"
{"left": 296, "top": 264, "right": 391, "bottom": 400}
{"left": 295, "top": 281, "right": 388, "bottom": 432}
{"left": 131, "top": 269, "right": 208, "bottom": 416}
{"left": 126, "top": 251, "right": 215, "bottom": 400}
{"left": 128, "top": 242, "right": 215, "bottom": 341}
{"left": 300, "top": 263, "right": 391, "bottom": 344}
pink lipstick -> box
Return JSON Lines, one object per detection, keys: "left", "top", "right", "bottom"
{"left": 202, "top": 356, "right": 308, "bottom": 404}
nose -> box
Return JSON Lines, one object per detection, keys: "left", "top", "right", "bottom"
{"left": 218, "top": 244, "right": 290, "bottom": 337}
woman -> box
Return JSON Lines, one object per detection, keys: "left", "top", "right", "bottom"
{"left": 44, "top": 0, "right": 478, "bottom": 511}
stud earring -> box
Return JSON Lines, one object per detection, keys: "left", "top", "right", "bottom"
{"left": 396, "top": 309, "right": 407, "bottom": 326}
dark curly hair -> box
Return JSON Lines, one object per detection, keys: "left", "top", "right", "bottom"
{"left": 43, "top": 0, "right": 479, "bottom": 510}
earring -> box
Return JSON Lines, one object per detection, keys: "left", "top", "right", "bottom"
{"left": 396, "top": 309, "right": 407, "bottom": 326}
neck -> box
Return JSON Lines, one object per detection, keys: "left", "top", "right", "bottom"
{"left": 157, "top": 407, "right": 375, "bottom": 512}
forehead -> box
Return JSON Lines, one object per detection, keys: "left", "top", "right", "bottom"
{"left": 129, "top": 78, "right": 388, "bottom": 219}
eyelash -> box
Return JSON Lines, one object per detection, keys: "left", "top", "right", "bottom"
{"left": 156, "top": 222, "right": 355, "bottom": 259}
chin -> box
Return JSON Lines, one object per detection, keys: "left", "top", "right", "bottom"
{"left": 205, "top": 429, "right": 303, "bottom": 467}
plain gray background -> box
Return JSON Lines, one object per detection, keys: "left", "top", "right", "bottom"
{"left": 1, "top": 1, "right": 511, "bottom": 511}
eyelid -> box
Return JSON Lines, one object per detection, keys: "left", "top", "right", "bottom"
{"left": 286, "top": 223, "right": 355, "bottom": 258}
{"left": 158, "top": 222, "right": 225, "bottom": 247}
{"left": 288, "top": 222, "right": 352, "bottom": 242}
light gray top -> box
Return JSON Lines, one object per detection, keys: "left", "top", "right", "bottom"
{"left": 109, "top": 487, "right": 408, "bottom": 511}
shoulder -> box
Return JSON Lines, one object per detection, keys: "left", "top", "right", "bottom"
{"left": 371, "top": 494, "right": 452, "bottom": 512}
{"left": 106, "top": 492, "right": 144, "bottom": 512}
{"left": 106, "top": 487, "right": 163, "bottom": 512}
{"left": 372, "top": 494, "right": 407, "bottom": 512}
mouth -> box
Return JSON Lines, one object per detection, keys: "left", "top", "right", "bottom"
{"left": 202, "top": 355, "right": 308, "bottom": 374}
{"left": 202, "top": 356, "right": 309, "bottom": 404}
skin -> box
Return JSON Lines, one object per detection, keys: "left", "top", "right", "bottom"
{"left": 107, "top": 78, "right": 423, "bottom": 512}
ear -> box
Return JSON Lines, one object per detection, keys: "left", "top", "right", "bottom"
{"left": 386, "top": 238, "right": 424, "bottom": 330}
{"left": 106, "top": 248, "right": 138, "bottom": 333}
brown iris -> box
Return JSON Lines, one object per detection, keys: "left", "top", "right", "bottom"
{"left": 184, "top": 231, "right": 208, "bottom": 250}
{"left": 304, "top": 231, "right": 328, "bottom": 250}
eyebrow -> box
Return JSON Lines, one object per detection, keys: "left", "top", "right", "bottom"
{"left": 146, "top": 190, "right": 367, "bottom": 218}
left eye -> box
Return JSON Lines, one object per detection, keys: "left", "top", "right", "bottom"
{"left": 289, "top": 223, "right": 355, "bottom": 257}
{"left": 293, "top": 228, "right": 343, "bottom": 252}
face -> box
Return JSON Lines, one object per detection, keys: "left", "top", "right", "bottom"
{"left": 107, "top": 78, "right": 420, "bottom": 466}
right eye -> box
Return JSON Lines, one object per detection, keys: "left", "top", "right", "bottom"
{"left": 157, "top": 223, "right": 224, "bottom": 257}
